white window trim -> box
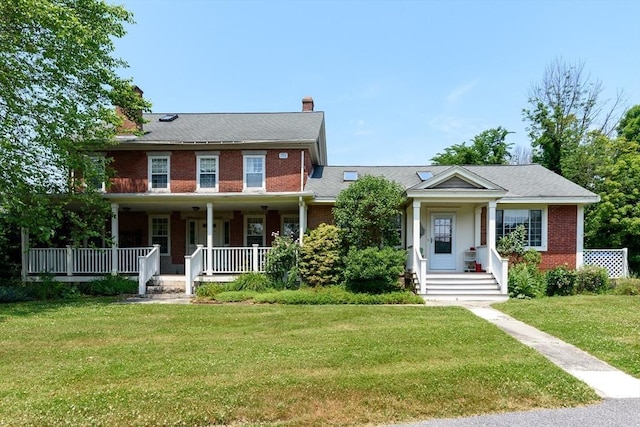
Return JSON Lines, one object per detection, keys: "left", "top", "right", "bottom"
{"left": 89, "top": 154, "right": 107, "bottom": 193}
{"left": 149, "top": 215, "right": 171, "bottom": 255}
{"left": 147, "top": 154, "right": 171, "bottom": 192}
{"left": 243, "top": 154, "right": 266, "bottom": 191}
{"left": 196, "top": 154, "right": 219, "bottom": 192}
{"left": 245, "top": 215, "right": 266, "bottom": 246}
{"left": 496, "top": 206, "right": 548, "bottom": 252}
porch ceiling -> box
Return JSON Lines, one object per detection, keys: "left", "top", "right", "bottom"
{"left": 105, "top": 192, "right": 309, "bottom": 213}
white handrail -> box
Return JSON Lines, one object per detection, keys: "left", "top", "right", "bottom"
{"left": 414, "top": 246, "right": 427, "bottom": 294}
{"left": 138, "top": 245, "right": 160, "bottom": 295}
{"left": 185, "top": 245, "right": 204, "bottom": 295}
{"left": 490, "top": 247, "right": 509, "bottom": 294}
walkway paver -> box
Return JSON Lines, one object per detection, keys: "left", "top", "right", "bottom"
{"left": 468, "top": 306, "right": 640, "bottom": 399}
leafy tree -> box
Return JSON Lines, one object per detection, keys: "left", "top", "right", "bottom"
{"left": 584, "top": 127, "right": 640, "bottom": 272}
{"left": 0, "top": 0, "right": 150, "bottom": 244}
{"left": 522, "top": 58, "right": 623, "bottom": 176}
{"left": 431, "top": 127, "right": 513, "bottom": 165}
{"left": 333, "top": 175, "right": 406, "bottom": 249}
{"left": 617, "top": 104, "right": 640, "bottom": 142}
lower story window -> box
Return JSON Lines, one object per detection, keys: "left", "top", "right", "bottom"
{"left": 246, "top": 216, "right": 264, "bottom": 246}
{"left": 150, "top": 216, "right": 170, "bottom": 254}
{"left": 282, "top": 216, "right": 300, "bottom": 239}
{"left": 496, "top": 209, "right": 542, "bottom": 247}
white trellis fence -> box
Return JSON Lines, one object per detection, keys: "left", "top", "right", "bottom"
{"left": 583, "top": 248, "right": 629, "bottom": 278}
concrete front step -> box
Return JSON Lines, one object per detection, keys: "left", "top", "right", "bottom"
{"left": 148, "top": 275, "right": 185, "bottom": 294}
{"left": 422, "top": 272, "right": 505, "bottom": 301}
{"left": 423, "top": 294, "right": 509, "bottom": 302}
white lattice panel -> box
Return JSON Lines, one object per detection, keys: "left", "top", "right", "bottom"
{"left": 584, "top": 249, "right": 629, "bottom": 278}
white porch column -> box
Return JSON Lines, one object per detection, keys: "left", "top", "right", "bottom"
{"left": 412, "top": 201, "right": 421, "bottom": 259}
{"left": 486, "top": 201, "right": 497, "bottom": 272}
{"left": 206, "top": 202, "right": 213, "bottom": 275}
{"left": 474, "top": 207, "right": 482, "bottom": 248}
{"left": 111, "top": 203, "right": 119, "bottom": 275}
{"left": 298, "top": 196, "right": 306, "bottom": 245}
{"left": 576, "top": 205, "right": 584, "bottom": 268}
{"left": 21, "top": 228, "right": 29, "bottom": 281}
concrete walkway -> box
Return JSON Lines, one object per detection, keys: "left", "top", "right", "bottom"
{"left": 468, "top": 305, "right": 640, "bottom": 399}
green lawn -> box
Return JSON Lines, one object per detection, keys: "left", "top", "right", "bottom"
{"left": 496, "top": 295, "right": 640, "bottom": 378}
{"left": 0, "top": 299, "right": 597, "bottom": 426}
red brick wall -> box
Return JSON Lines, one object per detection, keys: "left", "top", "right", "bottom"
{"left": 540, "top": 205, "right": 577, "bottom": 270}
{"left": 171, "top": 211, "right": 185, "bottom": 265}
{"left": 108, "top": 148, "right": 312, "bottom": 193}
{"left": 230, "top": 211, "right": 244, "bottom": 246}
{"left": 307, "top": 205, "right": 335, "bottom": 230}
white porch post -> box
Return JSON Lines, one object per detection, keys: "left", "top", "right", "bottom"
{"left": 206, "top": 202, "right": 213, "bottom": 275}
{"left": 486, "top": 201, "right": 497, "bottom": 272}
{"left": 412, "top": 201, "right": 421, "bottom": 259}
{"left": 21, "top": 228, "right": 29, "bottom": 281}
{"left": 474, "top": 207, "right": 482, "bottom": 248}
{"left": 298, "top": 196, "right": 306, "bottom": 245}
{"left": 576, "top": 205, "right": 584, "bottom": 269}
{"left": 111, "top": 203, "right": 119, "bottom": 275}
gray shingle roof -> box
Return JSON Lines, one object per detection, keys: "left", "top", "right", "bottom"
{"left": 132, "top": 112, "right": 325, "bottom": 142}
{"left": 305, "top": 164, "right": 597, "bottom": 201}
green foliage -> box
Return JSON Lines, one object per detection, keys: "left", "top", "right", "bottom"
{"left": 431, "top": 127, "right": 513, "bottom": 165}
{"left": 226, "top": 272, "right": 270, "bottom": 292}
{"left": 0, "top": 215, "right": 21, "bottom": 281}
{"left": 333, "top": 175, "right": 406, "bottom": 249}
{"left": 584, "top": 134, "right": 640, "bottom": 272}
{"left": 343, "top": 247, "right": 406, "bottom": 294}
{"left": 0, "top": 285, "right": 31, "bottom": 303}
{"left": 610, "top": 278, "right": 640, "bottom": 296}
{"left": 79, "top": 275, "right": 137, "bottom": 296}
{"left": 522, "top": 248, "right": 542, "bottom": 266}
{"left": 25, "top": 275, "right": 80, "bottom": 300}
{"left": 496, "top": 224, "right": 527, "bottom": 261}
{"left": 0, "top": 0, "right": 151, "bottom": 244}
{"left": 195, "top": 282, "right": 226, "bottom": 298}
{"left": 298, "top": 223, "right": 343, "bottom": 287}
{"left": 617, "top": 105, "right": 640, "bottom": 142}
{"left": 507, "top": 263, "right": 546, "bottom": 299}
{"left": 264, "top": 232, "right": 300, "bottom": 289}
{"left": 575, "top": 265, "right": 609, "bottom": 294}
{"left": 546, "top": 265, "right": 577, "bottom": 296}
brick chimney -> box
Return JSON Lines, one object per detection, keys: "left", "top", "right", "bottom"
{"left": 116, "top": 85, "right": 144, "bottom": 133}
{"left": 302, "top": 96, "right": 314, "bottom": 112}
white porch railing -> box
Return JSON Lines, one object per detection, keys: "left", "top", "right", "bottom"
{"left": 411, "top": 246, "right": 427, "bottom": 294}
{"left": 489, "top": 247, "right": 509, "bottom": 295}
{"left": 138, "top": 245, "right": 160, "bottom": 295}
{"left": 584, "top": 248, "right": 629, "bottom": 278}
{"left": 27, "top": 247, "right": 155, "bottom": 276}
{"left": 185, "top": 245, "right": 205, "bottom": 295}
{"left": 203, "top": 245, "right": 270, "bottom": 273}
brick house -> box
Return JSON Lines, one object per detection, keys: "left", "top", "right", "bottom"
{"left": 23, "top": 92, "right": 599, "bottom": 299}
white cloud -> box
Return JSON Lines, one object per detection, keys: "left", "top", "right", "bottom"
{"left": 445, "top": 80, "right": 477, "bottom": 107}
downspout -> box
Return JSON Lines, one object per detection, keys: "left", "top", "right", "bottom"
{"left": 300, "top": 150, "right": 305, "bottom": 191}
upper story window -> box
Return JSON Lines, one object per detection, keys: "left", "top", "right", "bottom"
{"left": 148, "top": 154, "right": 170, "bottom": 191}
{"left": 496, "top": 208, "right": 544, "bottom": 249}
{"left": 244, "top": 154, "right": 265, "bottom": 191}
{"left": 197, "top": 155, "right": 218, "bottom": 191}
{"left": 87, "top": 155, "right": 106, "bottom": 192}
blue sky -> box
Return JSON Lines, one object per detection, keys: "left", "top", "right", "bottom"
{"left": 113, "top": 0, "right": 640, "bottom": 166}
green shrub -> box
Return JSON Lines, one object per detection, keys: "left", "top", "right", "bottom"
{"left": 253, "top": 286, "right": 424, "bottom": 305}
{"left": 264, "top": 232, "right": 300, "bottom": 289}
{"left": 79, "top": 275, "right": 137, "bottom": 296}
{"left": 299, "top": 223, "right": 343, "bottom": 287}
{"left": 546, "top": 265, "right": 577, "bottom": 296}
{"left": 497, "top": 224, "right": 527, "bottom": 261}
{"left": 343, "top": 247, "right": 406, "bottom": 294}
{"left": 226, "top": 272, "right": 270, "bottom": 292}
{"left": 508, "top": 263, "right": 546, "bottom": 299}
{"left": 195, "top": 282, "right": 225, "bottom": 298}
{"left": 213, "top": 291, "right": 260, "bottom": 303}
{"left": 24, "top": 274, "right": 80, "bottom": 300}
{"left": 522, "top": 249, "right": 542, "bottom": 266}
{"left": 610, "top": 278, "right": 640, "bottom": 295}
{"left": 575, "top": 265, "right": 609, "bottom": 294}
{"left": 0, "top": 285, "right": 31, "bottom": 303}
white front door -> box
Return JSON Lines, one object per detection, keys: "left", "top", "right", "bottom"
{"left": 429, "top": 213, "right": 456, "bottom": 270}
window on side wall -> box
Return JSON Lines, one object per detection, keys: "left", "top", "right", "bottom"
{"left": 150, "top": 216, "right": 170, "bottom": 255}
{"left": 244, "top": 155, "right": 265, "bottom": 191}
{"left": 197, "top": 155, "right": 218, "bottom": 191}
{"left": 148, "top": 155, "right": 170, "bottom": 191}
{"left": 496, "top": 209, "right": 544, "bottom": 249}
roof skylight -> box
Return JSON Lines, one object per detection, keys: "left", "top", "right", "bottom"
{"left": 417, "top": 171, "right": 433, "bottom": 181}
{"left": 159, "top": 114, "right": 179, "bottom": 122}
{"left": 343, "top": 171, "right": 358, "bottom": 181}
